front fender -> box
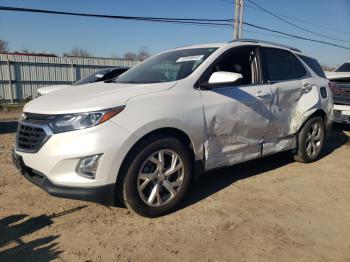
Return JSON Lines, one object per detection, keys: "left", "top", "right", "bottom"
{"left": 128, "top": 118, "right": 203, "bottom": 161}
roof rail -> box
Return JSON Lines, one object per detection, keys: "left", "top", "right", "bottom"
{"left": 228, "top": 39, "right": 302, "bottom": 53}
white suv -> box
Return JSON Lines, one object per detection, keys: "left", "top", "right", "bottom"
{"left": 12, "top": 40, "right": 333, "bottom": 217}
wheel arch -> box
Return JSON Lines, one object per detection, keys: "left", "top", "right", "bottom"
{"left": 293, "top": 108, "right": 327, "bottom": 163}
{"left": 297, "top": 108, "right": 328, "bottom": 134}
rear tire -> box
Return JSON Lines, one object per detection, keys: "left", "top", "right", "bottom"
{"left": 121, "top": 137, "right": 192, "bottom": 217}
{"left": 293, "top": 116, "right": 325, "bottom": 163}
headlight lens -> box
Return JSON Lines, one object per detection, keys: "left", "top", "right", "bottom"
{"left": 19, "top": 113, "right": 26, "bottom": 121}
{"left": 49, "top": 106, "right": 124, "bottom": 133}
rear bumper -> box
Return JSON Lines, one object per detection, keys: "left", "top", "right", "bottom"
{"left": 12, "top": 149, "right": 115, "bottom": 206}
{"left": 333, "top": 104, "right": 350, "bottom": 124}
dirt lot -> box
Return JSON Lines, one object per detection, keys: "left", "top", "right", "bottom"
{"left": 0, "top": 118, "right": 350, "bottom": 262}
{"left": 0, "top": 110, "right": 22, "bottom": 121}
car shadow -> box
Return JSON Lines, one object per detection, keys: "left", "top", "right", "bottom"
{"left": 177, "top": 152, "right": 293, "bottom": 212}
{"left": 0, "top": 121, "right": 18, "bottom": 134}
{"left": 176, "top": 127, "right": 349, "bottom": 213}
{"left": 0, "top": 205, "right": 86, "bottom": 261}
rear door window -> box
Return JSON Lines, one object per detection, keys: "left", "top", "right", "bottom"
{"left": 298, "top": 55, "right": 326, "bottom": 78}
{"left": 263, "top": 48, "right": 307, "bottom": 82}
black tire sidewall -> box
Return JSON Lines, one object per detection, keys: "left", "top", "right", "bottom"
{"left": 297, "top": 117, "right": 325, "bottom": 162}
{"left": 123, "top": 137, "right": 192, "bottom": 217}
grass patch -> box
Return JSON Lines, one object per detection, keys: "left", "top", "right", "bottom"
{"left": 0, "top": 103, "right": 24, "bottom": 112}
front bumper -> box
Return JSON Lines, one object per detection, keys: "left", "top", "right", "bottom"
{"left": 14, "top": 120, "right": 137, "bottom": 187}
{"left": 12, "top": 148, "right": 115, "bottom": 205}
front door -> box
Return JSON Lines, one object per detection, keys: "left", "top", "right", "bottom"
{"left": 199, "top": 46, "right": 273, "bottom": 170}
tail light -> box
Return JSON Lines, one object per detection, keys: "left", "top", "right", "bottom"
{"left": 328, "top": 81, "right": 338, "bottom": 94}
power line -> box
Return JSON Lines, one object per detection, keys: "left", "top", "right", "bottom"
{"left": 243, "top": 22, "right": 350, "bottom": 50}
{"left": 266, "top": 13, "right": 350, "bottom": 36}
{"left": 1, "top": 5, "right": 349, "bottom": 51}
{"left": 217, "top": 0, "right": 350, "bottom": 36}
{"left": 0, "top": 6, "right": 233, "bottom": 23}
{"left": 0, "top": 6, "right": 235, "bottom": 28}
{"left": 244, "top": 29, "right": 296, "bottom": 39}
{"left": 246, "top": 0, "right": 350, "bottom": 44}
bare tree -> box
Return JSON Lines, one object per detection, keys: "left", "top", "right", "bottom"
{"left": 321, "top": 64, "right": 336, "bottom": 72}
{"left": 123, "top": 47, "right": 150, "bottom": 61}
{"left": 0, "top": 39, "right": 9, "bottom": 52}
{"left": 123, "top": 52, "right": 138, "bottom": 60}
{"left": 64, "top": 47, "right": 92, "bottom": 57}
{"left": 137, "top": 47, "right": 150, "bottom": 60}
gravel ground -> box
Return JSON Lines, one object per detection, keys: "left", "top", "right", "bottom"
{"left": 0, "top": 120, "right": 349, "bottom": 262}
{"left": 0, "top": 110, "right": 21, "bottom": 121}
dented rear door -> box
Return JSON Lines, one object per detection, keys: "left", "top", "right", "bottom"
{"left": 261, "top": 47, "right": 315, "bottom": 155}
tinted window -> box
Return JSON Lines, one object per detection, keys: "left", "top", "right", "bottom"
{"left": 103, "top": 68, "right": 128, "bottom": 81}
{"left": 74, "top": 68, "right": 112, "bottom": 85}
{"left": 335, "top": 62, "right": 350, "bottom": 72}
{"left": 263, "top": 48, "right": 307, "bottom": 82}
{"left": 298, "top": 55, "right": 326, "bottom": 78}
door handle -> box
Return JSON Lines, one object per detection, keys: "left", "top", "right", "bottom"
{"left": 302, "top": 83, "right": 313, "bottom": 92}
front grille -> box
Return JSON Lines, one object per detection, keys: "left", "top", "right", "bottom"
{"left": 333, "top": 95, "right": 350, "bottom": 105}
{"left": 16, "top": 122, "right": 50, "bottom": 153}
{"left": 332, "top": 81, "right": 350, "bottom": 105}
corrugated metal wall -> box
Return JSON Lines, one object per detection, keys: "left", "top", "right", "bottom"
{"left": 0, "top": 54, "right": 140, "bottom": 102}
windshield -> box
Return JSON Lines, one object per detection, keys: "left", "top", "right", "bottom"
{"left": 335, "top": 62, "right": 350, "bottom": 72}
{"left": 114, "top": 48, "right": 218, "bottom": 84}
{"left": 74, "top": 68, "right": 112, "bottom": 85}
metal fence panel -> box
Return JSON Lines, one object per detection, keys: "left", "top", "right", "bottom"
{"left": 0, "top": 54, "right": 140, "bottom": 102}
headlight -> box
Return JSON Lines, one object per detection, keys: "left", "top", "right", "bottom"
{"left": 19, "top": 113, "right": 26, "bottom": 121}
{"left": 48, "top": 106, "right": 125, "bottom": 133}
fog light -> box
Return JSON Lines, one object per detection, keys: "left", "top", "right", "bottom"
{"left": 76, "top": 154, "right": 103, "bottom": 179}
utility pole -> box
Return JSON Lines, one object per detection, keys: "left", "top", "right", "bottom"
{"left": 238, "top": 0, "right": 244, "bottom": 38}
{"left": 233, "top": 0, "right": 244, "bottom": 40}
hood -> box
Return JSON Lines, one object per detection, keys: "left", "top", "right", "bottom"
{"left": 25, "top": 81, "right": 176, "bottom": 114}
{"left": 325, "top": 71, "right": 350, "bottom": 80}
{"left": 37, "top": 84, "right": 72, "bottom": 95}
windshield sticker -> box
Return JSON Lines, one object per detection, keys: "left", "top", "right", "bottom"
{"left": 176, "top": 55, "right": 204, "bottom": 63}
{"left": 95, "top": 74, "right": 104, "bottom": 78}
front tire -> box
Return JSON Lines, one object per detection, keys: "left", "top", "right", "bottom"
{"left": 121, "top": 137, "right": 192, "bottom": 217}
{"left": 293, "top": 116, "right": 325, "bottom": 163}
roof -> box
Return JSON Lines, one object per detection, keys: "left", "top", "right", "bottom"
{"left": 173, "top": 43, "right": 227, "bottom": 50}
{"left": 173, "top": 39, "right": 302, "bottom": 53}
{"left": 228, "top": 39, "right": 302, "bottom": 52}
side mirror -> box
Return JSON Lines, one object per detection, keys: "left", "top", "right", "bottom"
{"left": 208, "top": 71, "right": 243, "bottom": 84}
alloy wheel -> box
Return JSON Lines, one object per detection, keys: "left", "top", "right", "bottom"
{"left": 137, "top": 149, "right": 184, "bottom": 207}
{"left": 305, "top": 122, "right": 322, "bottom": 157}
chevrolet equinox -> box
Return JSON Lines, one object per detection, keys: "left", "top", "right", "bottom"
{"left": 12, "top": 40, "right": 333, "bottom": 217}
